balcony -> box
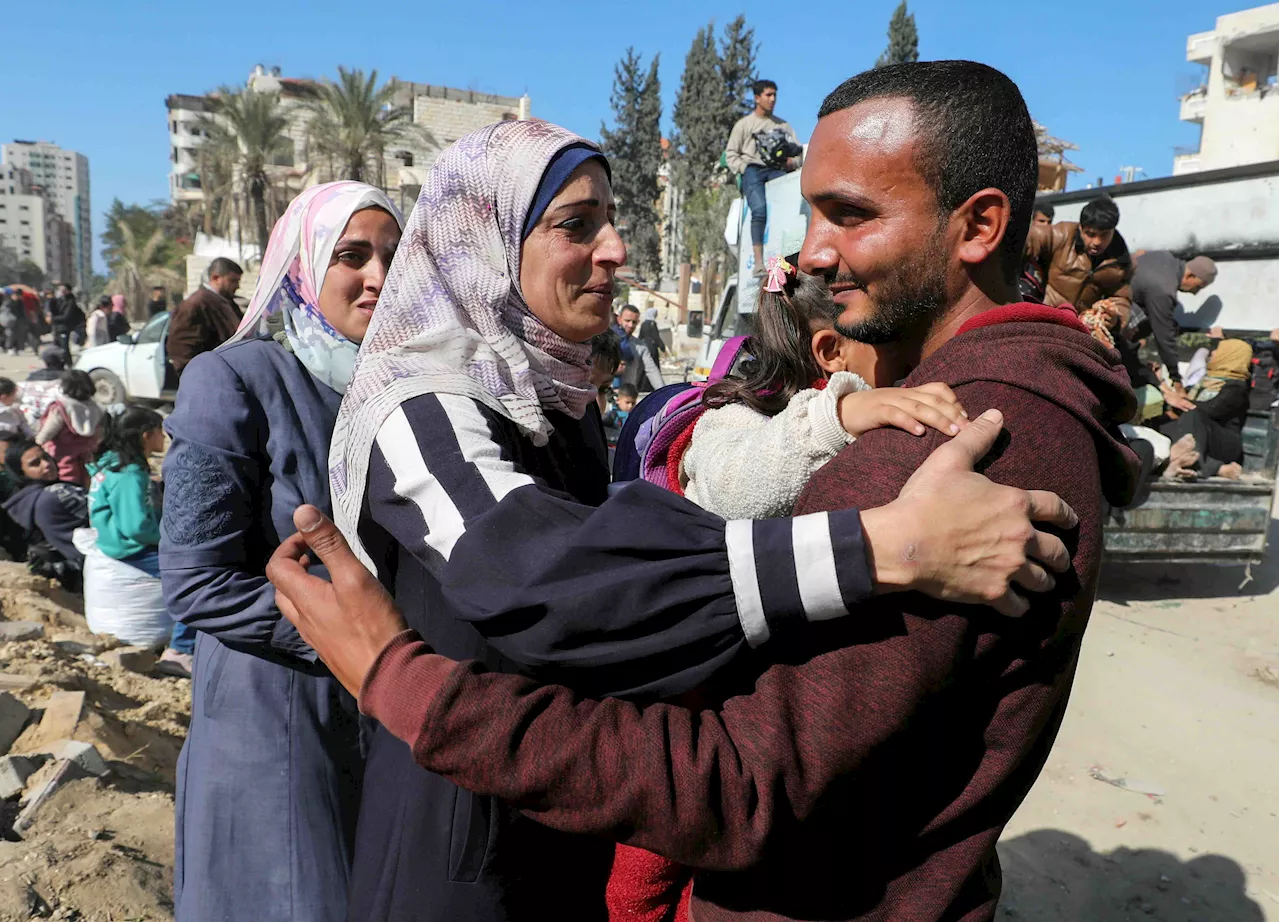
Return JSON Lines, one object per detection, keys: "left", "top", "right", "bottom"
{"left": 1186, "top": 30, "right": 1217, "bottom": 65}
{"left": 1179, "top": 89, "right": 1208, "bottom": 123}
{"left": 1173, "top": 151, "right": 1202, "bottom": 175}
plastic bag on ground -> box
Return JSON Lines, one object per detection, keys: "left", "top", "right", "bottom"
{"left": 73, "top": 528, "right": 171, "bottom": 647}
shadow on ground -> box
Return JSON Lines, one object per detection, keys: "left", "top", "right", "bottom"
{"left": 998, "top": 829, "right": 1266, "bottom": 921}
{"left": 1099, "top": 518, "right": 1278, "bottom": 602}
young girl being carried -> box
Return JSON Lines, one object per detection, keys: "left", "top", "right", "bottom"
{"left": 610, "top": 257, "right": 969, "bottom": 922}
{"left": 677, "top": 257, "right": 967, "bottom": 517}
{"left": 35, "top": 370, "right": 104, "bottom": 488}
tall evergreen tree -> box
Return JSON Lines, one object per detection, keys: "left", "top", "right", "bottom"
{"left": 875, "top": 1, "right": 919, "bottom": 67}
{"left": 719, "top": 16, "right": 759, "bottom": 123}
{"left": 600, "top": 49, "right": 663, "bottom": 278}
{"left": 671, "top": 24, "right": 725, "bottom": 199}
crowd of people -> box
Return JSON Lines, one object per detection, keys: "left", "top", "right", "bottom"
{"left": 1019, "top": 194, "right": 1276, "bottom": 490}
{"left": 0, "top": 56, "right": 1273, "bottom": 922}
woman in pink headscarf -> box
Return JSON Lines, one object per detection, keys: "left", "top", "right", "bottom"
{"left": 158, "top": 181, "right": 402, "bottom": 922}
{"left": 108, "top": 294, "right": 131, "bottom": 341}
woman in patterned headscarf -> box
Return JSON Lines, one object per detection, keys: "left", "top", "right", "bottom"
{"left": 158, "top": 181, "right": 402, "bottom": 922}
{"left": 331, "top": 119, "right": 1060, "bottom": 922}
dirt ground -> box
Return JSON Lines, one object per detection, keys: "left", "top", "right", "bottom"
{"left": 0, "top": 348, "right": 1276, "bottom": 921}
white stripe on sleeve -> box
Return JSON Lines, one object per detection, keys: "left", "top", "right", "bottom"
{"left": 792, "top": 512, "right": 847, "bottom": 622}
{"left": 725, "top": 519, "right": 770, "bottom": 647}
{"left": 376, "top": 406, "right": 468, "bottom": 562}
{"left": 436, "top": 394, "right": 536, "bottom": 503}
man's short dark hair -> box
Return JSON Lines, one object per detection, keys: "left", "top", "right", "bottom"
{"left": 1033, "top": 201, "right": 1054, "bottom": 221}
{"left": 753, "top": 79, "right": 777, "bottom": 95}
{"left": 818, "top": 61, "right": 1038, "bottom": 283}
{"left": 590, "top": 329, "right": 622, "bottom": 376}
{"left": 208, "top": 257, "right": 243, "bottom": 278}
{"left": 0, "top": 378, "right": 16, "bottom": 399}
{"left": 618, "top": 304, "right": 640, "bottom": 317}
{"left": 616, "top": 383, "right": 639, "bottom": 400}
{"left": 1079, "top": 196, "right": 1120, "bottom": 232}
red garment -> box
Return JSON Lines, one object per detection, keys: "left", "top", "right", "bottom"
{"left": 359, "top": 308, "right": 1139, "bottom": 922}
{"left": 607, "top": 844, "right": 692, "bottom": 922}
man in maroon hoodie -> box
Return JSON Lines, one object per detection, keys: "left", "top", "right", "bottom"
{"left": 270, "top": 61, "right": 1138, "bottom": 921}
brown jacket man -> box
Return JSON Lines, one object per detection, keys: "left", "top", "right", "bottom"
{"left": 1026, "top": 220, "right": 1133, "bottom": 321}
{"left": 168, "top": 258, "right": 243, "bottom": 373}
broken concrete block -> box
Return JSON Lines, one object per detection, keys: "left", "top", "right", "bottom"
{"left": 99, "top": 646, "right": 157, "bottom": 675}
{"left": 50, "top": 741, "right": 108, "bottom": 778}
{"left": 22, "top": 691, "right": 84, "bottom": 752}
{"left": 0, "top": 622, "right": 44, "bottom": 642}
{"left": 0, "top": 754, "right": 47, "bottom": 799}
{"left": 0, "top": 674, "right": 36, "bottom": 693}
{"left": 13, "top": 759, "right": 91, "bottom": 836}
{"left": 0, "top": 693, "right": 30, "bottom": 755}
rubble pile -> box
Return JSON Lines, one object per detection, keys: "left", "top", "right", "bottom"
{"left": 0, "top": 562, "right": 186, "bottom": 921}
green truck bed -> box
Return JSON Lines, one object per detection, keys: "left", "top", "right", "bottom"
{"left": 1103, "top": 408, "right": 1277, "bottom": 565}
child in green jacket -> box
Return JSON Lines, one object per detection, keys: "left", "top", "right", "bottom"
{"left": 88, "top": 407, "right": 195, "bottom": 677}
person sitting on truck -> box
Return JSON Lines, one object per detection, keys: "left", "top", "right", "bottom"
{"left": 1025, "top": 195, "right": 1133, "bottom": 338}
{"left": 725, "top": 79, "right": 802, "bottom": 277}
{"left": 1130, "top": 251, "right": 1218, "bottom": 408}
{"left": 1032, "top": 200, "right": 1054, "bottom": 227}
{"left": 1159, "top": 338, "right": 1253, "bottom": 481}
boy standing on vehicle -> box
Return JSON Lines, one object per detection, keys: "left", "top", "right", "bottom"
{"left": 726, "top": 80, "right": 802, "bottom": 276}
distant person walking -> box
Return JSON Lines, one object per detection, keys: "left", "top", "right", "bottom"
{"left": 49, "top": 284, "right": 84, "bottom": 354}
{"left": 146, "top": 286, "right": 169, "bottom": 319}
{"left": 109, "top": 295, "right": 132, "bottom": 340}
{"left": 167, "top": 258, "right": 243, "bottom": 374}
{"left": 0, "top": 289, "right": 30, "bottom": 356}
{"left": 86, "top": 297, "right": 114, "bottom": 349}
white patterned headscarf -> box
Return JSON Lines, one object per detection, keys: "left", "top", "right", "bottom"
{"left": 227, "top": 180, "right": 403, "bottom": 393}
{"left": 329, "top": 120, "right": 605, "bottom": 554}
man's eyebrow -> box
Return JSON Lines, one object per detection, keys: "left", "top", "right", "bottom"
{"left": 809, "top": 188, "right": 877, "bottom": 211}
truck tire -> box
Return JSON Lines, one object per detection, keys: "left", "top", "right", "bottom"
{"left": 89, "top": 369, "right": 126, "bottom": 406}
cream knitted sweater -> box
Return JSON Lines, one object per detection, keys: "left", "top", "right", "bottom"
{"left": 680, "top": 371, "right": 869, "bottom": 520}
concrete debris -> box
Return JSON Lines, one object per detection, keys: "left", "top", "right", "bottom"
{"left": 12, "top": 759, "right": 94, "bottom": 836}
{"left": 98, "top": 646, "right": 158, "bottom": 675}
{"left": 0, "top": 753, "right": 48, "bottom": 799}
{"left": 0, "top": 691, "right": 31, "bottom": 754}
{"left": 0, "top": 621, "right": 45, "bottom": 642}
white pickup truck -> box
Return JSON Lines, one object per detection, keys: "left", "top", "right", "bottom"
{"left": 74, "top": 311, "right": 178, "bottom": 406}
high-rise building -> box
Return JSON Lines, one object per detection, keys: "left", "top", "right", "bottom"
{"left": 0, "top": 162, "right": 74, "bottom": 284}
{"left": 1175, "top": 4, "right": 1279, "bottom": 175}
{"left": 1, "top": 140, "right": 91, "bottom": 287}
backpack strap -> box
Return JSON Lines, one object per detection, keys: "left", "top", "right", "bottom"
{"left": 709, "top": 335, "right": 749, "bottom": 381}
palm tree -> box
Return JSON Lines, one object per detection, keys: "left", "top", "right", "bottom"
{"left": 198, "top": 87, "right": 292, "bottom": 254}
{"left": 306, "top": 68, "right": 418, "bottom": 184}
{"left": 106, "top": 220, "right": 184, "bottom": 323}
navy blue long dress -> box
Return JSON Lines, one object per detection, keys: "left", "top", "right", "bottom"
{"left": 160, "top": 338, "right": 362, "bottom": 922}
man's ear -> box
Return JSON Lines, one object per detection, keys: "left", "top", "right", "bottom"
{"left": 955, "top": 188, "right": 1011, "bottom": 271}
{"left": 811, "top": 328, "right": 845, "bottom": 375}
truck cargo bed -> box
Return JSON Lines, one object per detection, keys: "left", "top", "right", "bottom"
{"left": 1103, "top": 408, "right": 1277, "bottom": 565}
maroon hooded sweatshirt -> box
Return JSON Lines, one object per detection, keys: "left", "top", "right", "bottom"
{"left": 358, "top": 306, "right": 1139, "bottom": 922}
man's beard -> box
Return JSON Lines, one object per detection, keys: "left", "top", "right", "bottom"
{"left": 829, "top": 227, "right": 950, "bottom": 346}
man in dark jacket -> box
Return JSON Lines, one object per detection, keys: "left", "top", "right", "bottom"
{"left": 268, "top": 62, "right": 1139, "bottom": 922}
{"left": 1130, "top": 251, "right": 1217, "bottom": 404}
{"left": 167, "top": 257, "right": 242, "bottom": 373}
{"left": 49, "top": 285, "right": 85, "bottom": 353}
{"left": 146, "top": 286, "right": 169, "bottom": 319}
{"left": 1025, "top": 196, "right": 1133, "bottom": 327}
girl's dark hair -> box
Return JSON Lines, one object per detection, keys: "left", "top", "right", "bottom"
{"left": 703, "top": 271, "right": 839, "bottom": 416}
{"left": 59, "top": 369, "right": 96, "bottom": 402}
{"left": 0, "top": 377, "right": 16, "bottom": 398}
{"left": 5, "top": 439, "right": 40, "bottom": 481}
{"left": 97, "top": 406, "right": 164, "bottom": 472}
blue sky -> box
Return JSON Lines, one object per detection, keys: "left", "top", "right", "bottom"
{"left": 4, "top": 0, "right": 1215, "bottom": 271}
